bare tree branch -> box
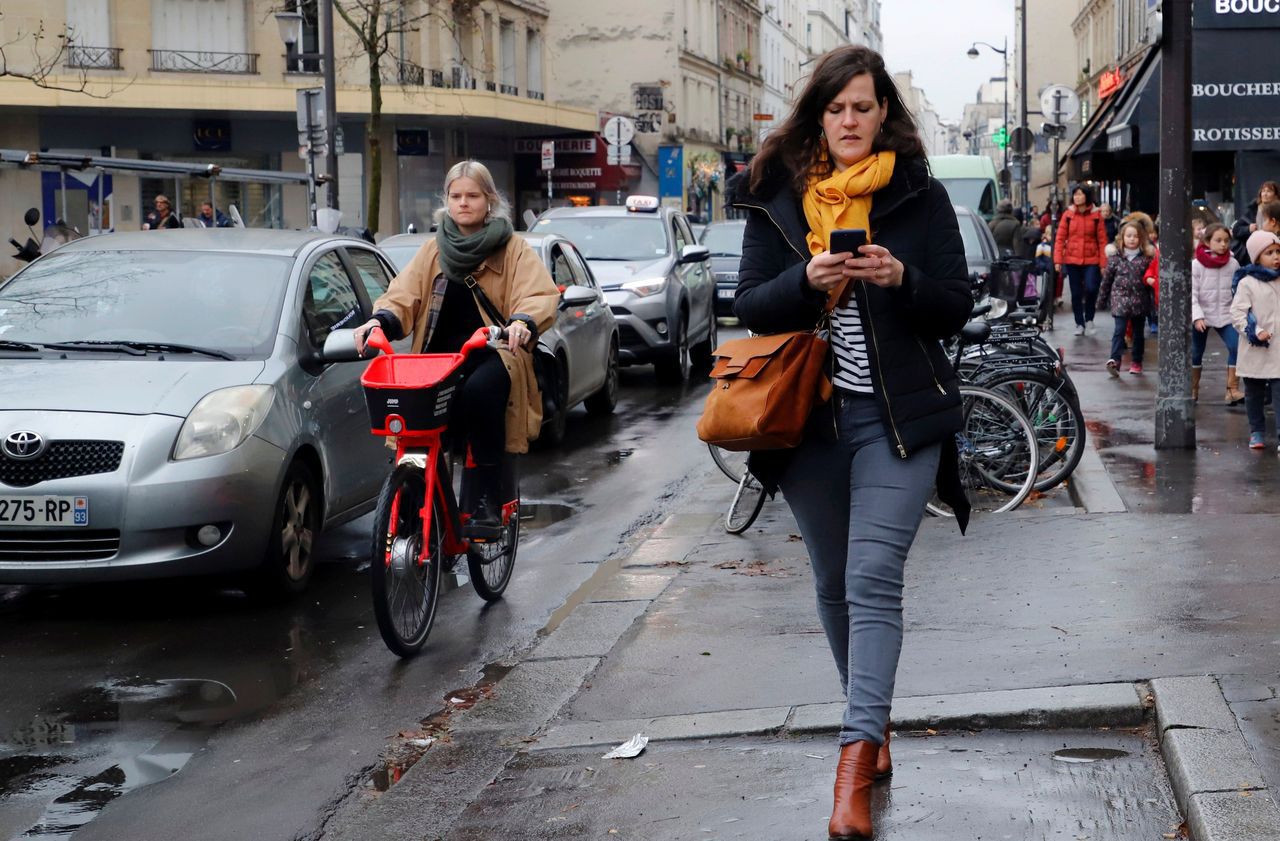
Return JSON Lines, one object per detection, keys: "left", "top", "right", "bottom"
{"left": 0, "top": 13, "right": 131, "bottom": 99}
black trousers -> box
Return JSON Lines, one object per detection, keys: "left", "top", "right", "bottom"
{"left": 455, "top": 349, "right": 511, "bottom": 467}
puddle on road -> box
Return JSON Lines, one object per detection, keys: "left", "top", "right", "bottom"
{"left": 604, "top": 449, "right": 634, "bottom": 466}
{"left": 369, "top": 661, "right": 515, "bottom": 793}
{"left": 5, "top": 678, "right": 243, "bottom": 839}
{"left": 1052, "top": 747, "right": 1130, "bottom": 764}
{"left": 519, "top": 502, "right": 576, "bottom": 530}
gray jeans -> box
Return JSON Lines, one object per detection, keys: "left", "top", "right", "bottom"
{"left": 779, "top": 392, "right": 940, "bottom": 745}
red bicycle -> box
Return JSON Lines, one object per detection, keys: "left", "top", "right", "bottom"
{"left": 361, "top": 325, "right": 520, "bottom": 657}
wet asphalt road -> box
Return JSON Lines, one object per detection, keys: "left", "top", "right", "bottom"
{"left": 0, "top": 339, "right": 734, "bottom": 841}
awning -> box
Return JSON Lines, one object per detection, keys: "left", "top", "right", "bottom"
{"left": 1104, "top": 50, "right": 1160, "bottom": 155}
{"left": 0, "top": 149, "right": 310, "bottom": 185}
{"left": 1066, "top": 46, "right": 1159, "bottom": 162}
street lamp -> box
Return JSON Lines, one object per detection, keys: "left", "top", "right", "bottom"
{"left": 968, "top": 38, "right": 1008, "bottom": 201}
{"left": 276, "top": 3, "right": 339, "bottom": 219}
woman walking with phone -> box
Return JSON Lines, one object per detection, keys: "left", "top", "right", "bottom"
{"left": 729, "top": 44, "right": 972, "bottom": 840}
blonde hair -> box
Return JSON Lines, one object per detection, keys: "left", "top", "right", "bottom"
{"left": 436, "top": 160, "right": 511, "bottom": 225}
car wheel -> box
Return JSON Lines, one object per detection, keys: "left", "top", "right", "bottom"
{"left": 254, "top": 460, "right": 321, "bottom": 598}
{"left": 584, "top": 339, "right": 619, "bottom": 416}
{"left": 539, "top": 357, "right": 569, "bottom": 447}
{"left": 654, "top": 318, "right": 690, "bottom": 384}
{"left": 691, "top": 311, "right": 717, "bottom": 372}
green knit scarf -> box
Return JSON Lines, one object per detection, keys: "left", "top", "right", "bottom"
{"left": 436, "top": 215, "right": 513, "bottom": 282}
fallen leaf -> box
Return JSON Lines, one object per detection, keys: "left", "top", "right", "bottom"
{"left": 787, "top": 533, "right": 804, "bottom": 542}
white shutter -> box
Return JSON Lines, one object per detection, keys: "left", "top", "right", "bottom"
{"left": 152, "top": 0, "right": 247, "bottom": 53}
{"left": 66, "top": 0, "right": 111, "bottom": 46}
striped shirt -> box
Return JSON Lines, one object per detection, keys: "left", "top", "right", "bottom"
{"left": 831, "top": 295, "right": 874, "bottom": 394}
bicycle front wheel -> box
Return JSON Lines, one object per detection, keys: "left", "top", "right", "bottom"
{"left": 708, "top": 444, "right": 749, "bottom": 483}
{"left": 371, "top": 464, "right": 443, "bottom": 658}
{"left": 927, "top": 385, "right": 1038, "bottom": 517}
{"left": 724, "top": 472, "right": 766, "bottom": 534}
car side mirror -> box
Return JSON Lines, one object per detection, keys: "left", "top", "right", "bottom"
{"left": 679, "top": 244, "right": 710, "bottom": 264}
{"left": 560, "top": 285, "right": 597, "bottom": 308}
{"left": 320, "top": 328, "right": 374, "bottom": 363}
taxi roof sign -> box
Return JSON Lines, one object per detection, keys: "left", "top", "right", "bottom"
{"left": 625, "top": 195, "right": 660, "bottom": 213}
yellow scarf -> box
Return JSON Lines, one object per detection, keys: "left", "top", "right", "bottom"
{"left": 802, "top": 151, "right": 896, "bottom": 257}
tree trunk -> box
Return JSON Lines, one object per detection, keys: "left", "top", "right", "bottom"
{"left": 366, "top": 56, "right": 383, "bottom": 236}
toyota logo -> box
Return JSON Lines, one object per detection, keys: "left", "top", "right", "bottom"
{"left": 2, "top": 431, "right": 45, "bottom": 460}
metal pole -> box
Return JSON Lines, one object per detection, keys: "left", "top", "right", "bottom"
{"left": 59, "top": 169, "right": 68, "bottom": 222}
{"left": 1019, "top": 0, "right": 1030, "bottom": 216}
{"left": 320, "top": 0, "right": 340, "bottom": 212}
{"left": 1002, "top": 38, "right": 1009, "bottom": 196}
{"left": 1155, "top": 0, "right": 1194, "bottom": 449}
{"left": 96, "top": 169, "right": 104, "bottom": 233}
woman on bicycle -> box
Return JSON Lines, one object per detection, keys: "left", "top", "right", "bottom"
{"left": 354, "top": 160, "right": 558, "bottom": 535}
{"left": 728, "top": 45, "right": 971, "bottom": 840}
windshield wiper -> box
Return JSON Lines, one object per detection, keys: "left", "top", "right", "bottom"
{"left": 0, "top": 339, "right": 41, "bottom": 352}
{"left": 43, "top": 340, "right": 235, "bottom": 360}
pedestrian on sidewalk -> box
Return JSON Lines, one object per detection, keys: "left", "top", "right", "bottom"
{"left": 988, "top": 199, "right": 1021, "bottom": 257}
{"left": 1054, "top": 185, "right": 1109, "bottom": 336}
{"left": 1098, "top": 221, "right": 1155, "bottom": 376}
{"left": 1191, "top": 223, "right": 1243, "bottom": 404}
{"left": 1229, "top": 231, "right": 1280, "bottom": 450}
{"left": 1100, "top": 202, "right": 1119, "bottom": 243}
{"left": 1231, "top": 181, "right": 1278, "bottom": 266}
{"left": 730, "top": 44, "right": 972, "bottom": 841}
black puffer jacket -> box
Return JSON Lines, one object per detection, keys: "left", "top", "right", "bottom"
{"left": 728, "top": 155, "right": 974, "bottom": 531}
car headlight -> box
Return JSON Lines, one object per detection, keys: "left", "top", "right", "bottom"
{"left": 173, "top": 385, "right": 275, "bottom": 461}
{"left": 621, "top": 277, "right": 667, "bottom": 297}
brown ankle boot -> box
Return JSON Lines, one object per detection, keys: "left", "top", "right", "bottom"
{"left": 1191, "top": 366, "right": 1201, "bottom": 403}
{"left": 1226, "top": 366, "right": 1245, "bottom": 405}
{"left": 876, "top": 723, "right": 892, "bottom": 780}
{"left": 829, "top": 740, "right": 878, "bottom": 840}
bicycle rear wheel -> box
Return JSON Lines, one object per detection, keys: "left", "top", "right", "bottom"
{"left": 467, "top": 508, "right": 518, "bottom": 601}
{"left": 371, "top": 464, "right": 443, "bottom": 657}
{"left": 708, "top": 444, "right": 749, "bottom": 483}
{"left": 724, "top": 472, "right": 766, "bottom": 534}
{"left": 927, "top": 385, "right": 1038, "bottom": 517}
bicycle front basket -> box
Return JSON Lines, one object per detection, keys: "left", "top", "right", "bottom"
{"left": 361, "top": 353, "right": 465, "bottom": 435}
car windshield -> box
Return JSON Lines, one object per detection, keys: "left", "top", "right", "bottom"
{"left": 533, "top": 216, "right": 667, "bottom": 261}
{"left": 381, "top": 245, "right": 420, "bottom": 272}
{"left": 0, "top": 250, "right": 291, "bottom": 357}
{"left": 938, "top": 178, "right": 996, "bottom": 217}
{"left": 700, "top": 224, "right": 745, "bottom": 256}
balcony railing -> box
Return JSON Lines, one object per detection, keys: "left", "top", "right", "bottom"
{"left": 66, "top": 45, "right": 122, "bottom": 70}
{"left": 499, "top": 83, "right": 518, "bottom": 96}
{"left": 484, "top": 80, "right": 497, "bottom": 92}
{"left": 429, "top": 69, "right": 445, "bottom": 87}
{"left": 149, "top": 49, "right": 258, "bottom": 75}
{"left": 450, "top": 67, "right": 476, "bottom": 89}
{"left": 526, "top": 89, "right": 545, "bottom": 101}
{"left": 397, "top": 60, "right": 424, "bottom": 86}
{"left": 283, "top": 53, "right": 321, "bottom": 74}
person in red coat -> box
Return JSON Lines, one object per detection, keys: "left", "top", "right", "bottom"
{"left": 1054, "top": 185, "right": 1110, "bottom": 335}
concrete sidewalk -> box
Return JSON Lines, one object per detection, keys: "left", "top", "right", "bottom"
{"left": 323, "top": 321, "right": 1280, "bottom": 840}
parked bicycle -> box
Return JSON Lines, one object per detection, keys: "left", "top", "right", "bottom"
{"left": 361, "top": 325, "right": 519, "bottom": 657}
{"left": 708, "top": 444, "right": 766, "bottom": 534}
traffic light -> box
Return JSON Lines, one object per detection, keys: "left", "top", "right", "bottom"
{"left": 992, "top": 126, "right": 1009, "bottom": 149}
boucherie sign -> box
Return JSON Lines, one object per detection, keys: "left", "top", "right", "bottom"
{"left": 1195, "top": 0, "right": 1280, "bottom": 28}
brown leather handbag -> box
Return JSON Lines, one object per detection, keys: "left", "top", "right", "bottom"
{"left": 695, "top": 327, "right": 833, "bottom": 451}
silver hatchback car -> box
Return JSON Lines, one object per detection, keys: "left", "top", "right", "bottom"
{"left": 0, "top": 230, "right": 400, "bottom": 593}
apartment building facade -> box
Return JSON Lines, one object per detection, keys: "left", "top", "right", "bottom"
{"left": 0, "top": 0, "right": 595, "bottom": 274}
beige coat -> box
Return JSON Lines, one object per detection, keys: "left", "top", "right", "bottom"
{"left": 1230, "top": 275, "right": 1280, "bottom": 380}
{"left": 374, "top": 234, "right": 559, "bottom": 454}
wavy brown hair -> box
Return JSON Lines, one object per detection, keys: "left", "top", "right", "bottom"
{"left": 748, "top": 45, "right": 925, "bottom": 196}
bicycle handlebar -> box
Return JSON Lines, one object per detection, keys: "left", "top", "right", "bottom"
{"left": 366, "top": 324, "right": 508, "bottom": 358}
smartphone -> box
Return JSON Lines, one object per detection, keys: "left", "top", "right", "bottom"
{"left": 829, "top": 228, "right": 868, "bottom": 256}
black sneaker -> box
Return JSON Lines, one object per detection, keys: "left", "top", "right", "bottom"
{"left": 464, "top": 495, "right": 504, "bottom": 542}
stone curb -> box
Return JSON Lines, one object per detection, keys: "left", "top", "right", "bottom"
{"left": 1068, "top": 436, "right": 1127, "bottom": 513}
{"left": 530, "top": 682, "right": 1145, "bottom": 752}
{"left": 1151, "top": 676, "right": 1280, "bottom": 841}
